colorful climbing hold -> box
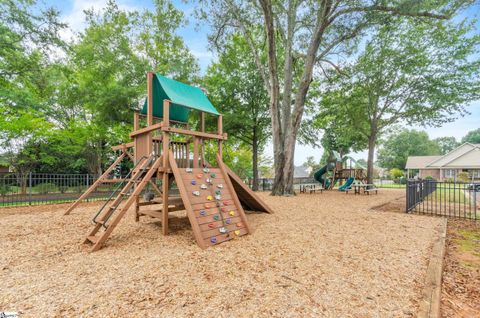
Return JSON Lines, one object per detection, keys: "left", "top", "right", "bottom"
{"left": 210, "top": 237, "right": 217, "bottom": 244}
{"left": 208, "top": 223, "right": 215, "bottom": 228}
{"left": 225, "top": 218, "right": 231, "bottom": 224}
{"left": 215, "top": 189, "right": 221, "bottom": 195}
{"left": 229, "top": 211, "right": 235, "bottom": 216}
{"left": 210, "top": 173, "right": 216, "bottom": 178}
{"left": 219, "top": 227, "right": 228, "bottom": 234}
{"left": 213, "top": 214, "right": 220, "bottom": 221}
{"left": 200, "top": 184, "right": 207, "bottom": 189}
{"left": 199, "top": 209, "right": 206, "bottom": 216}
{"left": 186, "top": 168, "right": 193, "bottom": 173}
{"left": 204, "top": 203, "right": 212, "bottom": 208}
{"left": 191, "top": 180, "right": 197, "bottom": 185}
{"left": 234, "top": 230, "right": 241, "bottom": 236}
{"left": 223, "top": 200, "right": 230, "bottom": 205}
{"left": 206, "top": 178, "right": 212, "bottom": 184}
{"left": 193, "top": 191, "right": 200, "bottom": 196}
{"left": 203, "top": 167, "right": 210, "bottom": 173}
{"left": 216, "top": 202, "right": 221, "bottom": 207}
{"left": 197, "top": 174, "right": 203, "bottom": 179}
{"left": 217, "top": 184, "right": 223, "bottom": 189}
{"left": 207, "top": 195, "right": 213, "bottom": 201}
{"left": 215, "top": 194, "right": 221, "bottom": 200}
{"left": 236, "top": 222, "right": 243, "bottom": 227}
{"left": 220, "top": 207, "right": 227, "bottom": 212}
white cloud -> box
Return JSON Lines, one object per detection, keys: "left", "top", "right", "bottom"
{"left": 59, "top": 0, "right": 141, "bottom": 41}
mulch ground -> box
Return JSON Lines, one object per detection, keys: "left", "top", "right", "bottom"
{"left": 441, "top": 220, "right": 480, "bottom": 317}
{"left": 1, "top": 189, "right": 444, "bottom": 317}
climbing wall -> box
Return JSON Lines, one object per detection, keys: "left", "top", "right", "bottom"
{"left": 176, "top": 167, "right": 250, "bottom": 247}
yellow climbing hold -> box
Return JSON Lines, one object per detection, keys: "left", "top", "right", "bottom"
{"left": 207, "top": 195, "right": 213, "bottom": 201}
{"left": 234, "top": 230, "right": 241, "bottom": 236}
{"left": 229, "top": 211, "right": 235, "bottom": 216}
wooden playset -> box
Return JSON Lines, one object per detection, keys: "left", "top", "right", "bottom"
{"left": 65, "top": 73, "right": 273, "bottom": 252}
{"left": 314, "top": 154, "right": 366, "bottom": 190}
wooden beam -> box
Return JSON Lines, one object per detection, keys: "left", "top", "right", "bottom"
{"left": 161, "top": 127, "right": 227, "bottom": 140}
{"left": 217, "top": 114, "right": 223, "bottom": 160}
{"left": 134, "top": 111, "right": 139, "bottom": 130}
{"left": 111, "top": 142, "right": 134, "bottom": 151}
{"left": 129, "top": 123, "right": 163, "bottom": 138}
{"left": 162, "top": 99, "right": 170, "bottom": 235}
{"left": 193, "top": 137, "right": 199, "bottom": 168}
{"left": 147, "top": 72, "right": 153, "bottom": 126}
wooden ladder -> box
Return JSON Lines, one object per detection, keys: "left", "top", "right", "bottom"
{"left": 84, "top": 154, "right": 163, "bottom": 252}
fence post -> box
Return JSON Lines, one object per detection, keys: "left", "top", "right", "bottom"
{"left": 28, "top": 172, "right": 32, "bottom": 205}
{"left": 405, "top": 180, "right": 408, "bottom": 212}
{"left": 86, "top": 175, "right": 90, "bottom": 202}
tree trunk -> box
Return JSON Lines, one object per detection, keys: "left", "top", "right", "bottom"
{"left": 367, "top": 131, "right": 377, "bottom": 184}
{"left": 252, "top": 136, "right": 259, "bottom": 191}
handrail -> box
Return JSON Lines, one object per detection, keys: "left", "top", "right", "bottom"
{"left": 91, "top": 155, "right": 148, "bottom": 225}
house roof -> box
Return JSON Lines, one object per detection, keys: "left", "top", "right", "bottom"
{"left": 405, "top": 143, "right": 480, "bottom": 169}
{"left": 140, "top": 74, "right": 219, "bottom": 122}
{"left": 405, "top": 156, "right": 442, "bottom": 169}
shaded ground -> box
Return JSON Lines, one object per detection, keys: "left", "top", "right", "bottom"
{"left": 441, "top": 220, "right": 480, "bottom": 317}
{"left": 1, "top": 189, "right": 443, "bottom": 317}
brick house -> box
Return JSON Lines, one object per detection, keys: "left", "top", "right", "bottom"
{"left": 405, "top": 143, "right": 480, "bottom": 181}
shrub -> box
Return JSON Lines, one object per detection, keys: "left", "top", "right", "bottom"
{"left": 458, "top": 171, "right": 469, "bottom": 182}
{"left": 390, "top": 168, "right": 404, "bottom": 179}
{"left": 424, "top": 176, "right": 434, "bottom": 181}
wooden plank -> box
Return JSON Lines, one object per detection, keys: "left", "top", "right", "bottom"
{"left": 196, "top": 209, "right": 240, "bottom": 225}
{"left": 162, "top": 100, "right": 170, "bottom": 236}
{"left": 129, "top": 122, "right": 162, "bottom": 138}
{"left": 201, "top": 222, "right": 248, "bottom": 239}
{"left": 64, "top": 152, "right": 126, "bottom": 215}
{"left": 169, "top": 151, "right": 207, "bottom": 249}
{"left": 203, "top": 228, "right": 248, "bottom": 247}
{"left": 223, "top": 164, "right": 274, "bottom": 214}
{"left": 162, "top": 127, "right": 227, "bottom": 140}
{"left": 112, "top": 142, "right": 134, "bottom": 150}
{"left": 216, "top": 154, "right": 251, "bottom": 234}
{"left": 197, "top": 217, "right": 243, "bottom": 231}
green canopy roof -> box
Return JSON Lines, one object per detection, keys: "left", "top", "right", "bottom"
{"left": 140, "top": 74, "right": 219, "bottom": 122}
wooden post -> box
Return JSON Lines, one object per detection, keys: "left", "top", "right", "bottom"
{"left": 193, "top": 137, "right": 199, "bottom": 168}
{"left": 147, "top": 72, "right": 154, "bottom": 126}
{"left": 217, "top": 115, "right": 223, "bottom": 161}
{"left": 133, "top": 112, "right": 139, "bottom": 130}
{"left": 200, "top": 112, "right": 205, "bottom": 167}
{"left": 162, "top": 99, "right": 170, "bottom": 235}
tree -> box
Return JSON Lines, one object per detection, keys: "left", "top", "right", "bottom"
{"left": 204, "top": 34, "right": 270, "bottom": 190}
{"left": 302, "top": 156, "right": 321, "bottom": 177}
{"left": 199, "top": 0, "right": 467, "bottom": 195}
{"left": 434, "top": 137, "right": 458, "bottom": 154}
{"left": 461, "top": 128, "right": 480, "bottom": 144}
{"left": 316, "top": 16, "right": 480, "bottom": 183}
{"left": 377, "top": 129, "right": 441, "bottom": 170}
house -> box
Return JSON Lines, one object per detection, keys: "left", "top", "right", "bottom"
{"left": 0, "top": 156, "right": 10, "bottom": 173}
{"left": 405, "top": 143, "right": 480, "bottom": 181}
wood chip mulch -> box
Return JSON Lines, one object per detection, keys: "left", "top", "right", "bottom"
{"left": 441, "top": 220, "right": 480, "bottom": 317}
{"left": 1, "top": 189, "right": 444, "bottom": 317}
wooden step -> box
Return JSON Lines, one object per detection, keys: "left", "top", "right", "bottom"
{"left": 86, "top": 235, "right": 98, "bottom": 244}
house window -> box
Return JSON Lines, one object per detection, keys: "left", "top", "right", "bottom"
{"left": 470, "top": 170, "right": 480, "bottom": 178}
{"left": 444, "top": 169, "right": 456, "bottom": 178}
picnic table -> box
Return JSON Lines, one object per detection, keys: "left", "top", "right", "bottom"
{"left": 346, "top": 183, "right": 378, "bottom": 195}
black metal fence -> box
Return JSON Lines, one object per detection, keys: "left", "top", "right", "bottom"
{"left": 0, "top": 172, "right": 117, "bottom": 207}
{"left": 406, "top": 179, "right": 479, "bottom": 219}
{"left": 249, "top": 177, "right": 316, "bottom": 191}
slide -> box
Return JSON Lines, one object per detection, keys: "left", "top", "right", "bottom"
{"left": 338, "top": 176, "right": 354, "bottom": 191}
{"left": 314, "top": 165, "right": 330, "bottom": 189}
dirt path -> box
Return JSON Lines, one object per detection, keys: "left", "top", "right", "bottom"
{"left": 1, "top": 189, "right": 443, "bottom": 317}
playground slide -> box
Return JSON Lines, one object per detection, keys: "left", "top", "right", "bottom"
{"left": 338, "top": 176, "right": 354, "bottom": 191}
{"left": 314, "top": 165, "right": 330, "bottom": 189}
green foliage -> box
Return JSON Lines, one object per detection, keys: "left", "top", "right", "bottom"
{"left": 424, "top": 176, "right": 434, "bottom": 181}
{"left": 462, "top": 128, "right": 480, "bottom": 144}
{"left": 378, "top": 129, "right": 441, "bottom": 170}
{"left": 390, "top": 168, "right": 404, "bottom": 179}
{"left": 458, "top": 171, "right": 470, "bottom": 182}
{"left": 434, "top": 137, "right": 459, "bottom": 154}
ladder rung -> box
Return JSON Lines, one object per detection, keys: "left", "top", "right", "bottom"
{"left": 86, "top": 235, "right": 98, "bottom": 244}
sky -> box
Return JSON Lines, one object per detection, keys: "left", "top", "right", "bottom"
{"left": 44, "top": 0, "right": 480, "bottom": 165}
